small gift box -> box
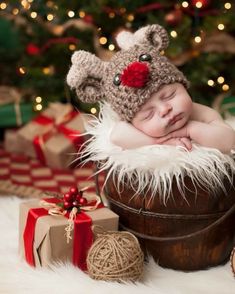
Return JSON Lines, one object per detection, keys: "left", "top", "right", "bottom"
{"left": 0, "top": 86, "right": 35, "bottom": 128}
{"left": 0, "top": 102, "right": 35, "bottom": 128}
{"left": 19, "top": 192, "right": 119, "bottom": 270}
{"left": 4, "top": 129, "right": 23, "bottom": 154}
{"left": 17, "top": 103, "right": 86, "bottom": 169}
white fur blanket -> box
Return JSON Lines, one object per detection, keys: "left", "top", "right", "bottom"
{"left": 0, "top": 196, "right": 234, "bottom": 294}
{"left": 81, "top": 103, "right": 235, "bottom": 201}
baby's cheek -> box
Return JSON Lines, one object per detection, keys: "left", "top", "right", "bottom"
{"left": 144, "top": 122, "right": 163, "bottom": 137}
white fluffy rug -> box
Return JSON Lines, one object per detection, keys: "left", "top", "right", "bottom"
{"left": 0, "top": 196, "right": 234, "bottom": 294}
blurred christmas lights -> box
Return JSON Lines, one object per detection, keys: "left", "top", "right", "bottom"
{"left": 12, "top": 8, "right": 19, "bottom": 15}
{"left": 21, "top": 0, "right": 30, "bottom": 9}
{"left": 18, "top": 67, "right": 26, "bottom": 75}
{"left": 217, "top": 24, "right": 225, "bottom": 30}
{"left": 170, "top": 31, "right": 178, "bottom": 38}
{"left": 1, "top": 0, "right": 234, "bottom": 110}
{"left": 207, "top": 80, "right": 215, "bottom": 86}
{"left": 42, "top": 67, "right": 51, "bottom": 75}
{"left": 194, "top": 36, "right": 202, "bottom": 43}
{"left": 35, "top": 104, "right": 43, "bottom": 111}
{"left": 182, "top": 1, "right": 189, "bottom": 8}
{"left": 30, "top": 11, "right": 37, "bottom": 18}
{"left": 109, "top": 12, "right": 115, "bottom": 18}
{"left": 90, "top": 107, "right": 97, "bottom": 114}
{"left": 0, "top": 2, "right": 7, "bottom": 9}
{"left": 222, "top": 84, "right": 229, "bottom": 91}
{"left": 34, "top": 96, "right": 43, "bottom": 111}
{"left": 35, "top": 96, "right": 42, "bottom": 103}
{"left": 108, "top": 44, "right": 115, "bottom": 51}
{"left": 69, "top": 44, "right": 76, "bottom": 51}
{"left": 127, "top": 14, "right": 134, "bottom": 21}
{"left": 79, "top": 11, "right": 85, "bottom": 18}
{"left": 120, "top": 8, "right": 126, "bottom": 14}
{"left": 217, "top": 76, "right": 225, "bottom": 84}
{"left": 68, "top": 11, "right": 75, "bottom": 18}
{"left": 195, "top": 1, "right": 203, "bottom": 8}
{"left": 47, "top": 14, "right": 54, "bottom": 21}
{"left": 224, "top": 3, "right": 231, "bottom": 10}
{"left": 99, "top": 37, "right": 107, "bottom": 45}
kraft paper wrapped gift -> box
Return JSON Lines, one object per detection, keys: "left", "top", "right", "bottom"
{"left": 4, "top": 129, "right": 23, "bottom": 154}
{"left": 19, "top": 199, "right": 119, "bottom": 269}
{"left": 17, "top": 103, "right": 86, "bottom": 169}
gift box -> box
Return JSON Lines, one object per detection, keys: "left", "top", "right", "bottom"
{"left": 0, "top": 86, "right": 35, "bottom": 128}
{"left": 17, "top": 103, "right": 86, "bottom": 169}
{"left": 4, "top": 129, "right": 23, "bottom": 154}
{"left": 19, "top": 198, "right": 119, "bottom": 270}
{"left": 0, "top": 102, "right": 35, "bottom": 128}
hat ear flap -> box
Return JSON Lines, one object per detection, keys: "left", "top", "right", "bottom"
{"left": 116, "top": 24, "right": 169, "bottom": 51}
{"left": 67, "top": 50, "right": 107, "bottom": 103}
{"left": 134, "top": 24, "right": 169, "bottom": 51}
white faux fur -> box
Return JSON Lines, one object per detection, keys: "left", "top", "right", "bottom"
{"left": 1, "top": 196, "right": 234, "bottom": 294}
{"left": 80, "top": 103, "right": 235, "bottom": 202}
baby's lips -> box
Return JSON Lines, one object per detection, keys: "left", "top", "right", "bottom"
{"left": 169, "top": 114, "right": 182, "bottom": 125}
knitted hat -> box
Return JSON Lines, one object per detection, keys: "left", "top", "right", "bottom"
{"left": 67, "top": 24, "right": 189, "bottom": 122}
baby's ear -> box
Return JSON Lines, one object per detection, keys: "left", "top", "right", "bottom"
{"left": 116, "top": 24, "right": 169, "bottom": 51}
{"left": 66, "top": 50, "right": 107, "bottom": 103}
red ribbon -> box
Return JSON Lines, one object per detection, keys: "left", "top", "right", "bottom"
{"left": 23, "top": 207, "right": 48, "bottom": 266}
{"left": 32, "top": 111, "right": 84, "bottom": 164}
{"left": 73, "top": 212, "right": 92, "bottom": 270}
{"left": 23, "top": 198, "right": 102, "bottom": 270}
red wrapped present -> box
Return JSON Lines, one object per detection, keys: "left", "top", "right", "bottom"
{"left": 19, "top": 193, "right": 119, "bottom": 270}
{"left": 17, "top": 103, "right": 86, "bottom": 169}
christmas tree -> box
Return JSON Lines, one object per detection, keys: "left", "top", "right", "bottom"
{"left": 0, "top": 0, "right": 235, "bottom": 115}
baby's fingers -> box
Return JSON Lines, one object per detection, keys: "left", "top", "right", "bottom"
{"left": 179, "top": 138, "right": 192, "bottom": 151}
{"left": 154, "top": 135, "right": 172, "bottom": 144}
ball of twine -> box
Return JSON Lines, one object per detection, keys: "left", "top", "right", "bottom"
{"left": 86, "top": 226, "right": 144, "bottom": 282}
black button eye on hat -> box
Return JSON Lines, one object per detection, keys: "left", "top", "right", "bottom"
{"left": 139, "top": 54, "right": 152, "bottom": 62}
{"left": 113, "top": 74, "right": 121, "bottom": 86}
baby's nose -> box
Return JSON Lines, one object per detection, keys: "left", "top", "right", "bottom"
{"left": 159, "top": 103, "right": 172, "bottom": 117}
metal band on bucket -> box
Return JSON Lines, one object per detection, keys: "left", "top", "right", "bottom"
{"left": 230, "top": 248, "right": 235, "bottom": 276}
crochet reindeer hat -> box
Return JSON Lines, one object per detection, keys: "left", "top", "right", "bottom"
{"left": 67, "top": 24, "right": 189, "bottom": 122}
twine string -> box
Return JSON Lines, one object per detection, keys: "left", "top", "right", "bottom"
{"left": 87, "top": 226, "right": 144, "bottom": 282}
{"left": 65, "top": 207, "right": 78, "bottom": 244}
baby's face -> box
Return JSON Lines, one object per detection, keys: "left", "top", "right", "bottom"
{"left": 132, "top": 83, "right": 193, "bottom": 137}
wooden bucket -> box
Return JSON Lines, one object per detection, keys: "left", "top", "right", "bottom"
{"left": 104, "top": 174, "right": 235, "bottom": 271}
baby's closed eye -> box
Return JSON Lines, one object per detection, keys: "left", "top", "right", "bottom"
{"left": 143, "top": 110, "right": 154, "bottom": 120}
{"left": 161, "top": 90, "right": 176, "bottom": 100}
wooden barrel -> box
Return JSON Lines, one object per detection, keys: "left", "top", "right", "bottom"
{"left": 104, "top": 174, "right": 235, "bottom": 271}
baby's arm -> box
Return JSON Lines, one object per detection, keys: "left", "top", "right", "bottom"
{"left": 187, "top": 120, "right": 235, "bottom": 153}
{"left": 110, "top": 121, "right": 192, "bottom": 150}
{"left": 162, "top": 104, "right": 235, "bottom": 154}
{"left": 110, "top": 121, "right": 156, "bottom": 149}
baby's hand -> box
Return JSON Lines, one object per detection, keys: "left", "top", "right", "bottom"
{"left": 155, "top": 125, "right": 189, "bottom": 144}
{"left": 155, "top": 137, "right": 192, "bottom": 151}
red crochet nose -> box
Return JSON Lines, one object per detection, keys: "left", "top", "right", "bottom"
{"left": 121, "top": 61, "right": 150, "bottom": 88}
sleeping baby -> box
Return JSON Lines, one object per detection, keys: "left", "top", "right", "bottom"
{"left": 110, "top": 82, "right": 235, "bottom": 153}
{"left": 67, "top": 24, "right": 235, "bottom": 154}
